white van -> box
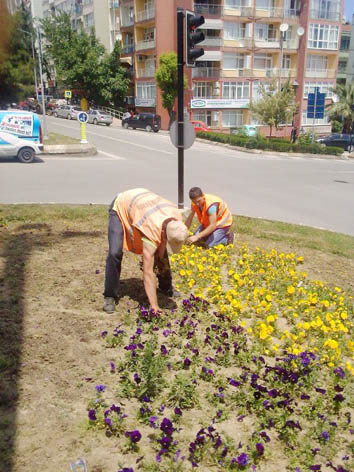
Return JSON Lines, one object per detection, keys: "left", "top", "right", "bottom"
{"left": 0, "top": 110, "right": 43, "bottom": 163}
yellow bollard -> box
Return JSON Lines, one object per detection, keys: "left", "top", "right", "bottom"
{"left": 80, "top": 121, "right": 88, "bottom": 144}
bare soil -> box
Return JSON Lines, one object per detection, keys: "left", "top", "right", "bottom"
{"left": 0, "top": 209, "right": 353, "bottom": 472}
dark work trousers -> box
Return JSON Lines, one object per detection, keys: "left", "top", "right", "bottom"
{"left": 103, "top": 203, "right": 173, "bottom": 298}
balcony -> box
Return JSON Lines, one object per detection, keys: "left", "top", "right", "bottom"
{"left": 136, "top": 8, "right": 155, "bottom": 22}
{"left": 121, "top": 43, "right": 134, "bottom": 54}
{"left": 305, "top": 69, "right": 336, "bottom": 78}
{"left": 223, "top": 5, "right": 253, "bottom": 17}
{"left": 136, "top": 39, "right": 156, "bottom": 51}
{"left": 192, "top": 67, "right": 220, "bottom": 78}
{"left": 200, "top": 37, "right": 223, "bottom": 47}
{"left": 136, "top": 66, "right": 156, "bottom": 78}
{"left": 282, "top": 38, "right": 299, "bottom": 49}
{"left": 109, "top": 0, "right": 119, "bottom": 7}
{"left": 194, "top": 3, "right": 223, "bottom": 17}
{"left": 121, "top": 17, "right": 134, "bottom": 27}
{"left": 310, "top": 9, "right": 341, "bottom": 22}
{"left": 254, "top": 37, "right": 280, "bottom": 48}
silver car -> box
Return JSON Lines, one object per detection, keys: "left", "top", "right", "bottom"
{"left": 87, "top": 109, "right": 113, "bottom": 126}
{"left": 53, "top": 105, "right": 82, "bottom": 120}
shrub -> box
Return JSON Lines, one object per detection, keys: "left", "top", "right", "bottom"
{"left": 331, "top": 120, "right": 342, "bottom": 133}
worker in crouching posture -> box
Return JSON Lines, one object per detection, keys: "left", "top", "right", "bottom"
{"left": 103, "top": 188, "right": 189, "bottom": 314}
{"left": 185, "top": 187, "right": 234, "bottom": 248}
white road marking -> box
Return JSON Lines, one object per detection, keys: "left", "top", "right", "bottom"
{"left": 98, "top": 150, "right": 126, "bottom": 160}
{"left": 50, "top": 121, "right": 174, "bottom": 156}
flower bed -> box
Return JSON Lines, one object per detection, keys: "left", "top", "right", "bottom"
{"left": 196, "top": 132, "right": 344, "bottom": 157}
{"left": 87, "top": 243, "right": 353, "bottom": 472}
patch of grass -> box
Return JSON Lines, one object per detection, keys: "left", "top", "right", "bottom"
{"left": 43, "top": 132, "right": 80, "bottom": 145}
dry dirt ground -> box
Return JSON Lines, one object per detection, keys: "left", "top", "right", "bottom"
{"left": 0, "top": 207, "right": 353, "bottom": 472}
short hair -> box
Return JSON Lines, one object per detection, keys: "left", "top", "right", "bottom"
{"left": 189, "top": 187, "right": 203, "bottom": 199}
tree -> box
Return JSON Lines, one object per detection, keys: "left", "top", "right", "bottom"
{"left": 0, "top": 3, "right": 36, "bottom": 103}
{"left": 41, "top": 13, "right": 129, "bottom": 106}
{"left": 155, "top": 52, "right": 187, "bottom": 127}
{"left": 326, "top": 83, "right": 354, "bottom": 134}
{"left": 249, "top": 79, "right": 297, "bottom": 138}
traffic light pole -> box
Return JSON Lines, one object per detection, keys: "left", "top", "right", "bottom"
{"left": 177, "top": 7, "right": 185, "bottom": 209}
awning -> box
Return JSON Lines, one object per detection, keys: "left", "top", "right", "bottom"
{"left": 199, "top": 19, "right": 223, "bottom": 30}
{"left": 196, "top": 50, "right": 222, "bottom": 62}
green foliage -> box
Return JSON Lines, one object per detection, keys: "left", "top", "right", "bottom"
{"left": 167, "top": 373, "right": 198, "bottom": 409}
{"left": 0, "top": 4, "right": 36, "bottom": 102}
{"left": 331, "top": 120, "right": 342, "bottom": 133}
{"left": 40, "top": 13, "right": 129, "bottom": 106}
{"left": 326, "top": 83, "right": 354, "bottom": 133}
{"left": 155, "top": 52, "right": 187, "bottom": 117}
{"left": 249, "top": 79, "right": 297, "bottom": 137}
{"left": 196, "top": 131, "right": 343, "bottom": 155}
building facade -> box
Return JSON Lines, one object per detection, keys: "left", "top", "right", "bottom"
{"left": 119, "top": 0, "right": 344, "bottom": 134}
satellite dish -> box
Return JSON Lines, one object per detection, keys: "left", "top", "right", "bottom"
{"left": 297, "top": 26, "right": 305, "bottom": 36}
{"left": 332, "top": 94, "right": 339, "bottom": 103}
{"left": 280, "top": 23, "right": 289, "bottom": 32}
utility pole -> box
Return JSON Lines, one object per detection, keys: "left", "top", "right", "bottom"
{"left": 37, "top": 26, "right": 48, "bottom": 139}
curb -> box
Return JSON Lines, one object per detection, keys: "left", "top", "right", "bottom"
{"left": 42, "top": 143, "right": 97, "bottom": 157}
{"left": 194, "top": 138, "right": 353, "bottom": 161}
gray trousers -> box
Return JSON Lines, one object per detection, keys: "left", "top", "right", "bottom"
{"left": 103, "top": 204, "right": 173, "bottom": 299}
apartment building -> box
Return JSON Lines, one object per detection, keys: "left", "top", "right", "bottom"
{"left": 120, "top": 0, "right": 344, "bottom": 133}
{"left": 42, "top": 0, "right": 120, "bottom": 53}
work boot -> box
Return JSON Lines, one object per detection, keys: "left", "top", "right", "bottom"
{"left": 103, "top": 297, "right": 116, "bottom": 313}
{"left": 227, "top": 231, "right": 235, "bottom": 245}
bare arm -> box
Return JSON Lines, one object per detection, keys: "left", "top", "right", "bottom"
{"left": 142, "top": 242, "right": 160, "bottom": 312}
{"left": 187, "top": 213, "right": 217, "bottom": 244}
{"left": 185, "top": 209, "right": 195, "bottom": 229}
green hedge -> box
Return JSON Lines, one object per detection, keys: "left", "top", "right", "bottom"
{"left": 196, "top": 131, "right": 343, "bottom": 156}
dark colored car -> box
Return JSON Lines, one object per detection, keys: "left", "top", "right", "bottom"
{"left": 317, "top": 133, "right": 354, "bottom": 152}
{"left": 122, "top": 113, "right": 161, "bottom": 132}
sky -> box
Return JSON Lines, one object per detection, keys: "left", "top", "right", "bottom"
{"left": 344, "top": 0, "right": 354, "bottom": 22}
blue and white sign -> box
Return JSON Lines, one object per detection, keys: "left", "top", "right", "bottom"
{"left": 307, "top": 88, "right": 326, "bottom": 119}
{"left": 78, "top": 112, "right": 88, "bottom": 123}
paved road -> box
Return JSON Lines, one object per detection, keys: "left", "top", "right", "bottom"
{"left": 1, "top": 116, "right": 354, "bottom": 236}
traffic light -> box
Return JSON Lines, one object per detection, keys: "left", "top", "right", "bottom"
{"left": 185, "top": 10, "right": 205, "bottom": 67}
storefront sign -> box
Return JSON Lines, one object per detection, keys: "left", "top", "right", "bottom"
{"left": 191, "top": 99, "right": 249, "bottom": 109}
{"left": 135, "top": 98, "right": 156, "bottom": 107}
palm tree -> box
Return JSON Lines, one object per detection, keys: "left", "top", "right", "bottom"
{"left": 327, "top": 83, "right": 354, "bottom": 134}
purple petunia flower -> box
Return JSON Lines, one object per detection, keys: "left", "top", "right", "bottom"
{"left": 110, "top": 404, "right": 121, "bottom": 413}
{"left": 125, "top": 430, "right": 142, "bottom": 443}
{"left": 184, "top": 358, "right": 191, "bottom": 368}
{"left": 149, "top": 416, "right": 158, "bottom": 429}
{"left": 95, "top": 384, "right": 105, "bottom": 393}
{"left": 174, "top": 407, "right": 182, "bottom": 416}
{"left": 160, "top": 345, "right": 167, "bottom": 356}
{"left": 163, "top": 329, "right": 170, "bottom": 337}
{"left": 259, "top": 431, "right": 271, "bottom": 442}
{"left": 110, "top": 361, "right": 115, "bottom": 372}
{"left": 133, "top": 373, "right": 141, "bottom": 384}
{"left": 158, "top": 404, "right": 165, "bottom": 413}
{"left": 236, "top": 453, "right": 249, "bottom": 466}
{"left": 101, "top": 330, "right": 108, "bottom": 337}
{"left": 256, "top": 443, "right": 264, "bottom": 456}
{"left": 334, "top": 366, "right": 345, "bottom": 379}
{"left": 268, "top": 389, "right": 279, "bottom": 398}
{"left": 117, "top": 468, "right": 134, "bottom": 472}
{"left": 88, "top": 409, "right": 96, "bottom": 421}
{"left": 334, "top": 394, "right": 344, "bottom": 402}
{"left": 309, "top": 465, "right": 321, "bottom": 471}
{"left": 228, "top": 378, "right": 240, "bottom": 387}
{"left": 321, "top": 431, "right": 329, "bottom": 441}
{"left": 105, "top": 417, "right": 112, "bottom": 427}
{"left": 160, "top": 436, "right": 172, "bottom": 448}
{"left": 160, "top": 417, "right": 173, "bottom": 436}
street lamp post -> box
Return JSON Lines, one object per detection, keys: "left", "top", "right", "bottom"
{"left": 19, "top": 28, "right": 39, "bottom": 101}
{"left": 36, "top": 26, "right": 48, "bottom": 139}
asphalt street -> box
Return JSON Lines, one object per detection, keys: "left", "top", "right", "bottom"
{"left": 1, "top": 115, "right": 354, "bottom": 236}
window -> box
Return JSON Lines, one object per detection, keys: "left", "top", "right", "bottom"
{"left": 224, "top": 22, "right": 246, "bottom": 40}
{"left": 137, "top": 82, "right": 156, "bottom": 99}
{"left": 224, "top": 53, "right": 245, "bottom": 69}
{"left": 306, "top": 55, "right": 328, "bottom": 71}
{"left": 256, "top": 0, "right": 274, "bottom": 9}
{"left": 301, "top": 111, "right": 329, "bottom": 126}
{"left": 193, "top": 110, "right": 220, "bottom": 127}
{"left": 225, "top": 0, "right": 251, "bottom": 8}
{"left": 255, "top": 24, "right": 276, "bottom": 41}
{"left": 254, "top": 54, "right": 272, "bottom": 69}
{"left": 310, "top": 0, "right": 341, "bottom": 20}
{"left": 308, "top": 24, "right": 339, "bottom": 50}
{"left": 252, "top": 81, "right": 273, "bottom": 101}
{"left": 193, "top": 82, "right": 215, "bottom": 98}
{"left": 303, "top": 82, "right": 334, "bottom": 98}
{"left": 338, "top": 60, "right": 347, "bottom": 72}
{"left": 222, "top": 110, "right": 243, "bottom": 127}
{"left": 84, "top": 12, "right": 94, "bottom": 28}
{"left": 282, "top": 54, "right": 291, "bottom": 69}
{"left": 222, "top": 82, "right": 250, "bottom": 99}
{"left": 144, "top": 27, "right": 155, "bottom": 42}
{"left": 340, "top": 36, "right": 350, "bottom": 51}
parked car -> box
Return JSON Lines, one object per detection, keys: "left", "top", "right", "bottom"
{"left": 317, "top": 133, "right": 354, "bottom": 152}
{"left": 122, "top": 113, "right": 161, "bottom": 132}
{"left": 53, "top": 105, "right": 82, "bottom": 120}
{"left": 191, "top": 120, "right": 210, "bottom": 132}
{"left": 0, "top": 110, "right": 43, "bottom": 163}
{"left": 87, "top": 109, "right": 113, "bottom": 126}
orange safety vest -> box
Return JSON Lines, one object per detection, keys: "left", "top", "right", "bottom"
{"left": 192, "top": 193, "right": 232, "bottom": 229}
{"left": 114, "top": 188, "right": 182, "bottom": 255}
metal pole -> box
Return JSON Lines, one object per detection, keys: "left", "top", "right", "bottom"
{"left": 31, "top": 34, "right": 39, "bottom": 101}
{"left": 37, "top": 27, "right": 48, "bottom": 139}
{"left": 177, "top": 7, "right": 185, "bottom": 209}
{"left": 279, "top": 31, "right": 284, "bottom": 91}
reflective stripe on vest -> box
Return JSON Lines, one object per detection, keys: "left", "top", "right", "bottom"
{"left": 192, "top": 193, "right": 232, "bottom": 229}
